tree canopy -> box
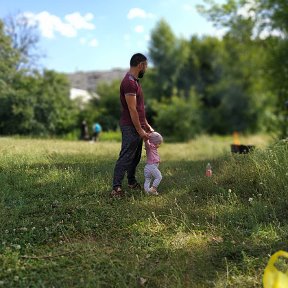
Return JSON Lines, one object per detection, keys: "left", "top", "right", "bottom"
{"left": 1, "top": 3, "right": 287, "bottom": 140}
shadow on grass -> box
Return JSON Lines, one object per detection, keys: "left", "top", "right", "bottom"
{"left": 0, "top": 151, "right": 288, "bottom": 287}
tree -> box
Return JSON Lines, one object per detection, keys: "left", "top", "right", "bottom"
{"left": 198, "top": 0, "right": 288, "bottom": 137}
{"left": 258, "top": 0, "right": 288, "bottom": 137}
{"left": 78, "top": 80, "right": 121, "bottom": 132}
{"left": 3, "top": 12, "right": 42, "bottom": 71}
{"left": 152, "top": 91, "right": 202, "bottom": 141}
{"left": 0, "top": 20, "right": 19, "bottom": 82}
{"left": 0, "top": 19, "right": 78, "bottom": 136}
{"left": 0, "top": 20, "right": 21, "bottom": 134}
{"left": 0, "top": 69, "right": 78, "bottom": 136}
{"left": 207, "top": 25, "right": 272, "bottom": 134}
{"left": 148, "top": 19, "right": 181, "bottom": 98}
{"left": 176, "top": 36, "right": 224, "bottom": 102}
{"left": 34, "top": 70, "right": 78, "bottom": 135}
{"left": 1, "top": 72, "right": 39, "bottom": 135}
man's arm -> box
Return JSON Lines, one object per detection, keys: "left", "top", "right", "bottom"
{"left": 125, "top": 94, "right": 149, "bottom": 140}
{"left": 144, "top": 119, "right": 154, "bottom": 133}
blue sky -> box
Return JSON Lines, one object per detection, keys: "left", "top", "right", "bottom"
{"left": 0, "top": 0, "right": 224, "bottom": 73}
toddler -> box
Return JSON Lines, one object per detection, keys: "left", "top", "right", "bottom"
{"left": 144, "top": 131, "right": 163, "bottom": 195}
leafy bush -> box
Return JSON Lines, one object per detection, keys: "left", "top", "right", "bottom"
{"left": 152, "top": 92, "right": 202, "bottom": 141}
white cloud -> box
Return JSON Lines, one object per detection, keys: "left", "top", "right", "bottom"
{"left": 127, "top": 8, "right": 154, "bottom": 19}
{"left": 65, "top": 12, "right": 95, "bottom": 30}
{"left": 23, "top": 11, "right": 95, "bottom": 39}
{"left": 89, "top": 38, "right": 98, "bottom": 47}
{"left": 134, "top": 25, "right": 144, "bottom": 33}
{"left": 79, "top": 37, "right": 99, "bottom": 47}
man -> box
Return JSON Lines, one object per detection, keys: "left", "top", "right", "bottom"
{"left": 80, "top": 120, "right": 89, "bottom": 141}
{"left": 111, "top": 53, "right": 154, "bottom": 197}
{"left": 92, "top": 122, "right": 102, "bottom": 142}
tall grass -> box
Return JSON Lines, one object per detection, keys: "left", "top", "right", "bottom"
{"left": 0, "top": 135, "right": 287, "bottom": 287}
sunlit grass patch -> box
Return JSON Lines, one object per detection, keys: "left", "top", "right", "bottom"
{"left": 250, "top": 223, "right": 281, "bottom": 245}
{"left": 0, "top": 135, "right": 287, "bottom": 287}
{"left": 166, "top": 231, "right": 210, "bottom": 250}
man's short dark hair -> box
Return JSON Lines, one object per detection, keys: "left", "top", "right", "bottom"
{"left": 130, "top": 53, "right": 147, "bottom": 67}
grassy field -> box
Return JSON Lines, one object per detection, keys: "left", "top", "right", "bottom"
{"left": 0, "top": 134, "right": 287, "bottom": 287}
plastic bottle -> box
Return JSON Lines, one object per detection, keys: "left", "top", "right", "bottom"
{"left": 206, "top": 163, "right": 212, "bottom": 177}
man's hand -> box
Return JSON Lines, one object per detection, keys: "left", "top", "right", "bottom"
{"left": 138, "top": 128, "right": 149, "bottom": 141}
{"left": 147, "top": 127, "right": 154, "bottom": 133}
{"left": 145, "top": 123, "right": 154, "bottom": 133}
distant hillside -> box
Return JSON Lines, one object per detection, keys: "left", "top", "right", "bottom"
{"left": 66, "top": 68, "right": 127, "bottom": 92}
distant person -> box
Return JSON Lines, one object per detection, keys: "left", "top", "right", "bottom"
{"left": 111, "top": 53, "right": 154, "bottom": 198}
{"left": 144, "top": 131, "right": 163, "bottom": 196}
{"left": 80, "top": 120, "right": 89, "bottom": 141}
{"left": 92, "top": 122, "right": 102, "bottom": 142}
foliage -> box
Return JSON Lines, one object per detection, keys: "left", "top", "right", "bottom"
{"left": 0, "top": 20, "right": 27, "bottom": 134}
{"left": 1, "top": 135, "right": 288, "bottom": 287}
{"left": 0, "top": 72, "right": 37, "bottom": 134}
{"left": 197, "top": 0, "right": 288, "bottom": 137}
{"left": 1, "top": 6, "right": 287, "bottom": 139}
{"left": 265, "top": 37, "right": 288, "bottom": 138}
{"left": 4, "top": 13, "right": 42, "bottom": 71}
{"left": 77, "top": 79, "right": 121, "bottom": 135}
{"left": 146, "top": 17, "right": 275, "bottom": 136}
{"left": 206, "top": 31, "right": 274, "bottom": 134}
{"left": 152, "top": 91, "right": 202, "bottom": 141}
{"left": 0, "top": 18, "right": 79, "bottom": 136}
{"left": 0, "top": 69, "right": 78, "bottom": 136}
{"left": 94, "top": 80, "right": 121, "bottom": 131}
{"left": 33, "top": 70, "right": 79, "bottom": 135}
{"left": 0, "top": 20, "right": 19, "bottom": 82}
{"left": 149, "top": 19, "right": 183, "bottom": 98}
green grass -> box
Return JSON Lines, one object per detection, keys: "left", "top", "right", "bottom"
{"left": 0, "top": 134, "right": 287, "bottom": 287}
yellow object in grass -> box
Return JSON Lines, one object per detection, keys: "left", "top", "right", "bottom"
{"left": 263, "top": 250, "right": 288, "bottom": 288}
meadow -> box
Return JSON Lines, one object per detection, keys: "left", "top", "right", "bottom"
{"left": 0, "top": 134, "right": 287, "bottom": 287}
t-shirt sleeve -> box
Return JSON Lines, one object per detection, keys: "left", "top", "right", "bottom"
{"left": 122, "top": 78, "right": 138, "bottom": 96}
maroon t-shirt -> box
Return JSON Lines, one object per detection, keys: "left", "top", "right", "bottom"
{"left": 119, "top": 73, "right": 146, "bottom": 126}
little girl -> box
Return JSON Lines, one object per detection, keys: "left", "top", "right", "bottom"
{"left": 144, "top": 131, "right": 163, "bottom": 195}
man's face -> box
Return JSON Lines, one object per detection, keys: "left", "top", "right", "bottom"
{"left": 138, "top": 61, "right": 148, "bottom": 78}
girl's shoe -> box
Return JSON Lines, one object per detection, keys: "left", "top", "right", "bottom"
{"left": 147, "top": 187, "right": 159, "bottom": 196}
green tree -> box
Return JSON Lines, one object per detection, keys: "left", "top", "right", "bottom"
{"left": 208, "top": 25, "right": 272, "bottom": 134}
{"left": 84, "top": 80, "right": 121, "bottom": 131}
{"left": 34, "top": 70, "right": 78, "bottom": 135}
{"left": 198, "top": 0, "right": 288, "bottom": 137}
{"left": 0, "top": 19, "right": 78, "bottom": 136}
{"left": 152, "top": 91, "right": 202, "bottom": 141}
{"left": 259, "top": 0, "right": 288, "bottom": 137}
{"left": 148, "top": 19, "right": 181, "bottom": 98}
{"left": 1, "top": 70, "right": 78, "bottom": 136}
{"left": 1, "top": 72, "right": 39, "bottom": 135}
{"left": 0, "top": 20, "right": 21, "bottom": 134}
{"left": 4, "top": 13, "right": 42, "bottom": 71}
{"left": 0, "top": 20, "right": 19, "bottom": 80}
{"left": 177, "top": 36, "right": 224, "bottom": 103}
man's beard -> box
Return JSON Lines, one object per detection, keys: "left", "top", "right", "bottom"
{"left": 138, "top": 70, "right": 145, "bottom": 78}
